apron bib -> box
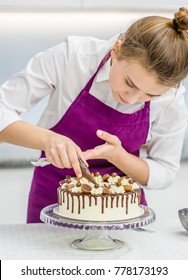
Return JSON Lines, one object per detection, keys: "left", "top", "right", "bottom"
{"left": 27, "top": 52, "right": 150, "bottom": 223}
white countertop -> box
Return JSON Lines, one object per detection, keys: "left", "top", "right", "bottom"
{"left": 0, "top": 217, "right": 187, "bottom": 260}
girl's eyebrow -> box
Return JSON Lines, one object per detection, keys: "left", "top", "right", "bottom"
{"left": 127, "top": 75, "right": 162, "bottom": 97}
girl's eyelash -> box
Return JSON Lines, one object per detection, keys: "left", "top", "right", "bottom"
{"left": 125, "top": 79, "right": 134, "bottom": 88}
{"left": 147, "top": 94, "right": 155, "bottom": 98}
{"left": 125, "top": 79, "right": 158, "bottom": 98}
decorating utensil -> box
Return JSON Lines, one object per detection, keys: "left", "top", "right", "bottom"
{"left": 78, "top": 157, "right": 96, "bottom": 185}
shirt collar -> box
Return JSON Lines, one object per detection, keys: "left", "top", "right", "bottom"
{"left": 95, "top": 57, "right": 111, "bottom": 82}
{"left": 95, "top": 35, "right": 117, "bottom": 83}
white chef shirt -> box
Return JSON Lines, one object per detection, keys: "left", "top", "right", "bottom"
{"left": 0, "top": 35, "right": 187, "bottom": 190}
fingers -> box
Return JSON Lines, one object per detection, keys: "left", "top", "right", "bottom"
{"left": 84, "top": 131, "right": 122, "bottom": 161}
{"left": 96, "top": 130, "right": 121, "bottom": 145}
{"left": 76, "top": 149, "right": 89, "bottom": 167}
{"left": 45, "top": 131, "right": 120, "bottom": 177}
{"left": 46, "top": 147, "right": 65, "bottom": 168}
{"left": 66, "top": 144, "right": 82, "bottom": 178}
{"left": 83, "top": 144, "right": 107, "bottom": 160}
{"left": 46, "top": 139, "right": 85, "bottom": 178}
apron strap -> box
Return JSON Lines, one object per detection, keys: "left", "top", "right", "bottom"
{"left": 84, "top": 51, "right": 111, "bottom": 92}
{"left": 144, "top": 101, "right": 150, "bottom": 109}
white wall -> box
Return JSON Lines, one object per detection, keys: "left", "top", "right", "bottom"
{"left": 0, "top": 0, "right": 187, "bottom": 11}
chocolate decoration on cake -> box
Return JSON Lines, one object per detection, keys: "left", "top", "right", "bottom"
{"left": 117, "top": 176, "right": 127, "bottom": 183}
{"left": 57, "top": 171, "right": 142, "bottom": 221}
{"left": 65, "top": 184, "right": 75, "bottom": 192}
{"left": 103, "top": 185, "right": 110, "bottom": 194}
{"left": 59, "top": 179, "right": 69, "bottom": 185}
{"left": 78, "top": 157, "right": 96, "bottom": 184}
{"left": 81, "top": 184, "right": 92, "bottom": 193}
{"left": 128, "top": 178, "right": 134, "bottom": 184}
{"left": 102, "top": 174, "right": 110, "bottom": 181}
{"left": 124, "top": 185, "right": 132, "bottom": 191}
{"left": 94, "top": 183, "right": 99, "bottom": 189}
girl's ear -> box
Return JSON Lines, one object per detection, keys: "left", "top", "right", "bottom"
{"left": 111, "top": 39, "right": 122, "bottom": 60}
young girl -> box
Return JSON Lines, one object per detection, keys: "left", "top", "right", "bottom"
{"left": 0, "top": 8, "right": 188, "bottom": 223}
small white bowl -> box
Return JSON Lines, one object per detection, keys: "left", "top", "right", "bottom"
{"left": 178, "top": 208, "right": 188, "bottom": 231}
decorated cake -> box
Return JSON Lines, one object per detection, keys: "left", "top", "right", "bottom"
{"left": 56, "top": 172, "right": 143, "bottom": 221}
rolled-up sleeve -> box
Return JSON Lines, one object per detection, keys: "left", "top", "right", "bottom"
{"left": 143, "top": 85, "right": 188, "bottom": 189}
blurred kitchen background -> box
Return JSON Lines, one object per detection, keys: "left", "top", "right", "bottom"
{"left": 0, "top": 0, "right": 188, "bottom": 224}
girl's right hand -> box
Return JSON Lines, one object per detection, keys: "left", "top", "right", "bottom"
{"left": 43, "top": 131, "right": 86, "bottom": 178}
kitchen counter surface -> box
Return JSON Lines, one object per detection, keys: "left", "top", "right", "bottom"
{"left": 0, "top": 216, "right": 187, "bottom": 260}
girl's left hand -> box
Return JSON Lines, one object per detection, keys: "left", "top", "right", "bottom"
{"left": 84, "top": 130, "right": 125, "bottom": 163}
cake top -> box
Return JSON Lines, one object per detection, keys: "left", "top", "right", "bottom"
{"left": 59, "top": 172, "right": 140, "bottom": 195}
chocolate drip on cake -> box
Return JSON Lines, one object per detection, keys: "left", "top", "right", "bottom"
{"left": 59, "top": 189, "right": 141, "bottom": 216}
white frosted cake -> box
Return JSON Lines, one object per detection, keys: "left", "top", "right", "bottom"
{"left": 56, "top": 172, "right": 143, "bottom": 221}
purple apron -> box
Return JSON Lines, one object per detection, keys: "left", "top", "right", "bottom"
{"left": 27, "top": 51, "right": 150, "bottom": 223}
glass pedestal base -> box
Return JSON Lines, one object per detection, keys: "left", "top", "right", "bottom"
{"left": 71, "top": 229, "right": 127, "bottom": 251}
{"left": 40, "top": 204, "right": 155, "bottom": 251}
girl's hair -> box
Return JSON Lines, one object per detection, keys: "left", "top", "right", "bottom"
{"left": 117, "top": 7, "right": 188, "bottom": 87}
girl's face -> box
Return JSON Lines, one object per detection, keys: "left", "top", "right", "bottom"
{"left": 109, "top": 58, "right": 171, "bottom": 105}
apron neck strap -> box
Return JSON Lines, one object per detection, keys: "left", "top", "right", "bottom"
{"left": 144, "top": 101, "right": 150, "bottom": 108}
{"left": 84, "top": 51, "right": 111, "bottom": 92}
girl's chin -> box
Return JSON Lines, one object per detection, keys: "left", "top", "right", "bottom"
{"left": 118, "top": 95, "right": 129, "bottom": 104}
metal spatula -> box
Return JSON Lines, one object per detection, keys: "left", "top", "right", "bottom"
{"left": 78, "top": 157, "right": 96, "bottom": 185}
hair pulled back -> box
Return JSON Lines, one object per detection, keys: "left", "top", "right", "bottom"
{"left": 118, "top": 7, "right": 188, "bottom": 86}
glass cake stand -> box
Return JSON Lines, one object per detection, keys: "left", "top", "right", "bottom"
{"left": 40, "top": 203, "right": 156, "bottom": 251}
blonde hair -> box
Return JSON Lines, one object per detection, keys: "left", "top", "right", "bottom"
{"left": 117, "top": 7, "right": 188, "bottom": 87}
